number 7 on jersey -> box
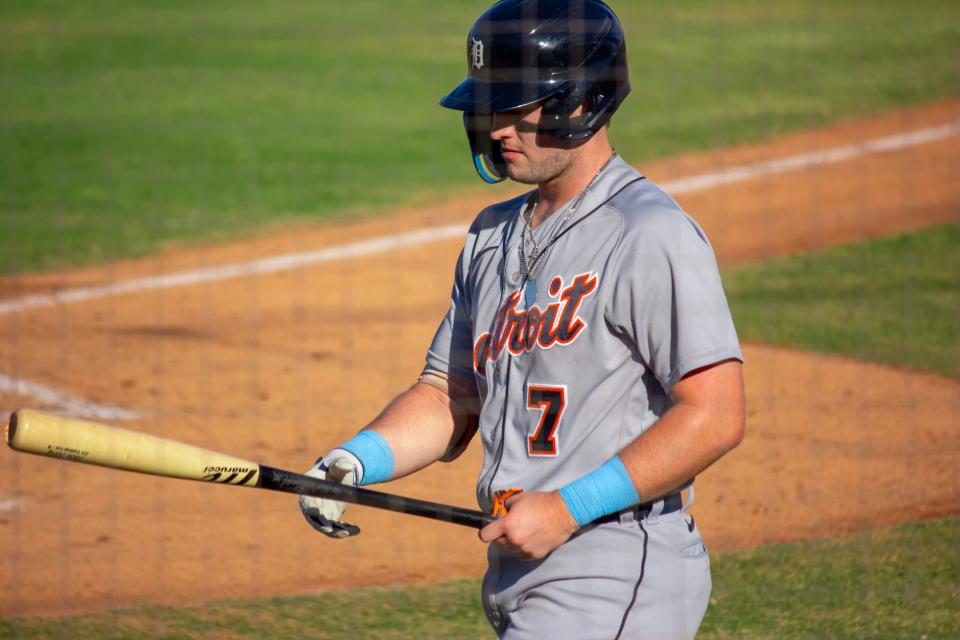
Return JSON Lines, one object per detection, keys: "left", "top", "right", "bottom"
{"left": 526, "top": 384, "right": 567, "bottom": 457}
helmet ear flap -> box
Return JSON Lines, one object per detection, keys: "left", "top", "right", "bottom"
{"left": 540, "top": 79, "right": 628, "bottom": 141}
{"left": 463, "top": 112, "right": 506, "bottom": 183}
{"left": 542, "top": 84, "right": 585, "bottom": 119}
{"left": 539, "top": 83, "right": 596, "bottom": 141}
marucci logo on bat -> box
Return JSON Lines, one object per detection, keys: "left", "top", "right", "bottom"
{"left": 201, "top": 466, "right": 258, "bottom": 485}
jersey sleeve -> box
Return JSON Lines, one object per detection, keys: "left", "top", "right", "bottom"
{"left": 606, "top": 208, "right": 743, "bottom": 393}
{"left": 424, "top": 248, "right": 479, "bottom": 388}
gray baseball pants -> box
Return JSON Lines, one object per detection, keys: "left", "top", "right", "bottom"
{"left": 481, "top": 503, "right": 711, "bottom": 639}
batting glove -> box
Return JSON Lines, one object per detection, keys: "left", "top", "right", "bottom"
{"left": 299, "top": 449, "right": 363, "bottom": 538}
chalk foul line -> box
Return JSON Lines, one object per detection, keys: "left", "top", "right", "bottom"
{"left": 0, "top": 497, "right": 20, "bottom": 514}
{"left": 0, "top": 374, "right": 142, "bottom": 421}
{"left": 0, "top": 224, "right": 469, "bottom": 317}
{"left": 660, "top": 122, "right": 960, "bottom": 193}
{"left": 1, "top": 122, "right": 957, "bottom": 319}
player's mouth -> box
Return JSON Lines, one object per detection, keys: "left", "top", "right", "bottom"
{"left": 501, "top": 148, "right": 524, "bottom": 161}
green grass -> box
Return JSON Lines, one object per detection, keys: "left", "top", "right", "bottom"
{"left": 699, "top": 517, "right": 960, "bottom": 639}
{"left": 2, "top": 517, "right": 956, "bottom": 639}
{"left": 723, "top": 222, "right": 960, "bottom": 378}
{"left": 2, "top": 0, "right": 959, "bottom": 273}
{"left": 0, "top": 580, "right": 491, "bottom": 640}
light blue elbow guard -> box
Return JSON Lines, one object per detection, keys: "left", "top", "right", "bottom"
{"left": 558, "top": 456, "right": 640, "bottom": 527}
{"left": 340, "top": 431, "right": 395, "bottom": 485}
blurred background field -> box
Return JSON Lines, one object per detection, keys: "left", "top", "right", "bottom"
{"left": 1, "top": 0, "right": 958, "bottom": 273}
{"left": 2, "top": 516, "right": 957, "bottom": 639}
{"left": 725, "top": 222, "right": 960, "bottom": 378}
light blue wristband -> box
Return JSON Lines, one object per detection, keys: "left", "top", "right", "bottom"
{"left": 558, "top": 456, "right": 640, "bottom": 527}
{"left": 340, "top": 431, "right": 394, "bottom": 485}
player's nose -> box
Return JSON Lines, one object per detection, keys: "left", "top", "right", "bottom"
{"left": 490, "top": 122, "right": 514, "bottom": 141}
{"left": 490, "top": 112, "right": 520, "bottom": 140}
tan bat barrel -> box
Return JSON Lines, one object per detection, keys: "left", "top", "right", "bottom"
{"left": 5, "top": 409, "right": 261, "bottom": 486}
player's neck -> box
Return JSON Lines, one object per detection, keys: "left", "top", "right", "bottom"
{"left": 531, "top": 137, "right": 615, "bottom": 229}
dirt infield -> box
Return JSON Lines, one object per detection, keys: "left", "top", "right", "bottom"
{"left": 1, "top": 100, "right": 958, "bottom": 617}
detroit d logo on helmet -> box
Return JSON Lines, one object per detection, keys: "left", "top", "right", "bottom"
{"left": 471, "top": 38, "right": 484, "bottom": 70}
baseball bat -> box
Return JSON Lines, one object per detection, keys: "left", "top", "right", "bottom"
{"left": 4, "top": 409, "right": 494, "bottom": 530}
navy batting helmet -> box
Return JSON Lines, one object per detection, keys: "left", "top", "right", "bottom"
{"left": 439, "top": 0, "right": 631, "bottom": 183}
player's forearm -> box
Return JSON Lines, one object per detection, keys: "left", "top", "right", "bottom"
{"left": 618, "top": 401, "right": 742, "bottom": 502}
{"left": 360, "top": 381, "right": 471, "bottom": 480}
{"left": 619, "top": 360, "right": 745, "bottom": 502}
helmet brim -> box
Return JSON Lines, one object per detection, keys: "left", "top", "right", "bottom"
{"left": 438, "top": 77, "right": 563, "bottom": 114}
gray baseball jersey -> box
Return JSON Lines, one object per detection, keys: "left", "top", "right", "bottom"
{"left": 426, "top": 156, "right": 742, "bottom": 510}
{"left": 424, "top": 156, "right": 742, "bottom": 637}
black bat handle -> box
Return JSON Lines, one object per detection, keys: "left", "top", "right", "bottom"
{"left": 258, "top": 465, "right": 495, "bottom": 529}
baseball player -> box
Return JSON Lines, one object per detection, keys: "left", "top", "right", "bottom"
{"left": 300, "top": 1, "right": 745, "bottom": 638}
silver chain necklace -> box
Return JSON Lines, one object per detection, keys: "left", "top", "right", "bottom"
{"left": 518, "top": 151, "right": 618, "bottom": 298}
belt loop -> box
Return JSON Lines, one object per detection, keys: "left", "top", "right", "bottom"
{"left": 644, "top": 498, "right": 665, "bottom": 525}
{"left": 683, "top": 484, "right": 696, "bottom": 511}
{"left": 618, "top": 506, "right": 634, "bottom": 525}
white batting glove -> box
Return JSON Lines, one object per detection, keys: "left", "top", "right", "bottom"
{"left": 299, "top": 448, "right": 363, "bottom": 539}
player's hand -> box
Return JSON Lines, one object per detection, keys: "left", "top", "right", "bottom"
{"left": 299, "top": 449, "right": 363, "bottom": 539}
{"left": 479, "top": 491, "right": 579, "bottom": 560}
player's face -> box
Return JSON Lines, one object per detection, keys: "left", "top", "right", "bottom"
{"left": 490, "top": 104, "right": 581, "bottom": 185}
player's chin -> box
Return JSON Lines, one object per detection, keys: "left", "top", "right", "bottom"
{"left": 503, "top": 164, "right": 537, "bottom": 185}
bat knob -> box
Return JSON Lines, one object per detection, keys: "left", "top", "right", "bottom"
{"left": 4, "top": 410, "right": 19, "bottom": 447}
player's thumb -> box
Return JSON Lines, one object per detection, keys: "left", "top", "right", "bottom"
{"left": 479, "top": 518, "right": 506, "bottom": 544}
{"left": 328, "top": 457, "right": 360, "bottom": 485}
